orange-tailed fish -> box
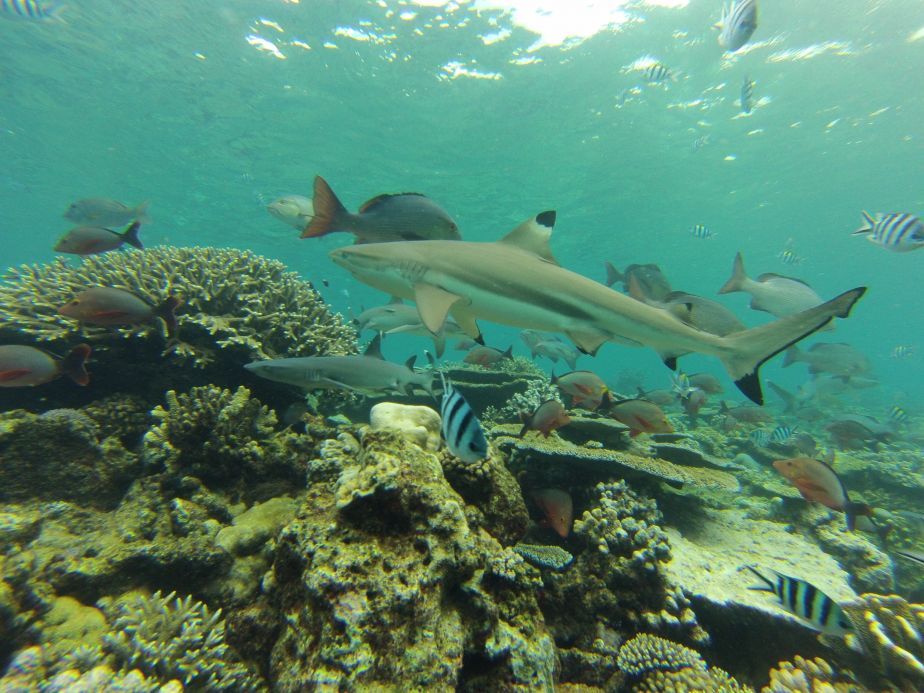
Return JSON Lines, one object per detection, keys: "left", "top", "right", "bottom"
{"left": 58, "top": 287, "right": 180, "bottom": 339}
{"left": 772, "top": 456, "right": 874, "bottom": 530}
{"left": 54, "top": 222, "right": 143, "bottom": 256}
{"left": 533, "top": 488, "right": 573, "bottom": 538}
{"left": 0, "top": 344, "right": 90, "bottom": 387}
{"left": 303, "top": 175, "right": 460, "bottom": 243}
{"left": 519, "top": 400, "right": 571, "bottom": 438}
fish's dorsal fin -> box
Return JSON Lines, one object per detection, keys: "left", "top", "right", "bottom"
{"left": 358, "top": 192, "right": 427, "bottom": 214}
{"left": 625, "top": 274, "right": 650, "bottom": 303}
{"left": 414, "top": 283, "right": 464, "bottom": 334}
{"left": 757, "top": 272, "right": 812, "bottom": 288}
{"left": 364, "top": 334, "right": 384, "bottom": 359}
{"left": 497, "top": 211, "right": 558, "bottom": 264}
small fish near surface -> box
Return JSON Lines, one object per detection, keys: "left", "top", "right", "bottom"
{"left": 1, "top": 0, "right": 63, "bottom": 21}
{"left": 267, "top": 194, "right": 314, "bottom": 230}
{"left": 604, "top": 262, "right": 673, "bottom": 302}
{"left": 644, "top": 62, "right": 674, "bottom": 84}
{"left": 439, "top": 372, "right": 488, "bottom": 463}
{"left": 783, "top": 343, "right": 871, "bottom": 380}
{"left": 463, "top": 345, "right": 513, "bottom": 367}
{"left": 740, "top": 75, "right": 755, "bottom": 114}
{"left": 744, "top": 566, "right": 853, "bottom": 637}
{"left": 552, "top": 370, "right": 610, "bottom": 410}
{"left": 54, "top": 222, "right": 143, "bottom": 256}
{"left": 891, "top": 345, "right": 915, "bottom": 360}
{"left": 719, "top": 252, "right": 825, "bottom": 319}
{"left": 245, "top": 334, "right": 434, "bottom": 397}
{"left": 0, "top": 344, "right": 90, "bottom": 387}
{"left": 777, "top": 247, "right": 804, "bottom": 266}
{"left": 716, "top": 0, "right": 759, "bottom": 53}
{"left": 519, "top": 400, "right": 571, "bottom": 438}
{"left": 64, "top": 198, "right": 151, "bottom": 227}
{"left": 532, "top": 488, "right": 573, "bottom": 538}
{"left": 689, "top": 224, "right": 714, "bottom": 240}
{"left": 853, "top": 211, "right": 924, "bottom": 252}
{"left": 58, "top": 287, "right": 180, "bottom": 339}
{"left": 605, "top": 398, "right": 673, "bottom": 437}
{"left": 772, "top": 456, "right": 875, "bottom": 531}
{"left": 302, "top": 175, "right": 460, "bottom": 244}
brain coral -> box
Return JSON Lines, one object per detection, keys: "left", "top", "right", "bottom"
{"left": 0, "top": 247, "right": 356, "bottom": 366}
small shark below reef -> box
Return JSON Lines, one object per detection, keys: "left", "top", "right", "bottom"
{"left": 329, "top": 212, "right": 867, "bottom": 404}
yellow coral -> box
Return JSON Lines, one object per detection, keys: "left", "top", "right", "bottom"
{"left": 762, "top": 655, "right": 865, "bottom": 693}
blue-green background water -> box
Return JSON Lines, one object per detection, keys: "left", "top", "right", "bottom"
{"left": 2, "top": 0, "right": 923, "bottom": 408}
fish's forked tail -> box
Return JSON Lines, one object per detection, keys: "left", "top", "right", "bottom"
{"left": 852, "top": 211, "right": 876, "bottom": 235}
{"left": 718, "top": 287, "right": 867, "bottom": 405}
{"left": 60, "top": 343, "right": 91, "bottom": 386}
{"left": 156, "top": 296, "right": 182, "bottom": 340}
{"left": 121, "top": 221, "right": 144, "bottom": 250}
{"left": 604, "top": 262, "right": 623, "bottom": 287}
{"left": 741, "top": 565, "right": 776, "bottom": 593}
{"left": 718, "top": 251, "right": 748, "bottom": 294}
{"left": 302, "top": 176, "right": 349, "bottom": 239}
{"left": 845, "top": 501, "right": 875, "bottom": 532}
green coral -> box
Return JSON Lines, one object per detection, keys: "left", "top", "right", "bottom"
{"left": 100, "top": 589, "right": 259, "bottom": 690}
{"left": 0, "top": 246, "right": 356, "bottom": 366}
{"left": 616, "top": 633, "right": 753, "bottom": 692}
{"left": 513, "top": 544, "right": 573, "bottom": 571}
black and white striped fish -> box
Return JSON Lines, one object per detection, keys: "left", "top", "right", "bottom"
{"left": 770, "top": 424, "right": 796, "bottom": 444}
{"left": 1, "top": 0, "right": 61, "bottom": 20}
{"left": 777, "top": 248, "right": 804, "bottom": 265}
{"left": 741, "top": 76, "right": 755, "bottom": 114}
{"left": 690, "top": 223, "right": 713, "bottom": 240}
{"left": 889, "top": 405, "right": 909, "bottom": 424}
{"left": 644, "top": 63, "right": 672, "bottom": 84}
{"left": 745, "top": 566, "right": 853, "bottom": 637}
{"left": 717, "top": 0, "right": 758, "bottom": 52}
{"left": 749, "top": 429, "right": 770, "bottom": 447}
{"left": 439, "top": 372, "right": 488, "bottom": 463}
{"left": 853, "top": 211, "right": 924, "bottom": 252}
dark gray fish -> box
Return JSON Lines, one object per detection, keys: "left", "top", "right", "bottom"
{"left": 717, "top": 0, "right": 758, "bottom": 53}
{"left": 783, "top": 343, "right": 871, "bottom": 380}
{"left": 745, "top": 566, "right": 852, "bottom": 637}
{"left": 604, "top": 262, "right": 672, "bottom": 301}
{"left": 826, "top": 415, "right": 892, "bottom": 449}
{"left": 657, "top": 292, "right": 746, "bottom": 337}
{"left": 439, "top": 372, "right": 488, "bottom": 463}
{"left": 64, "top": 198, "right": 151, "bottom": 227}
{"left": 303, "top": 176, "right": 460, "bottom": 243}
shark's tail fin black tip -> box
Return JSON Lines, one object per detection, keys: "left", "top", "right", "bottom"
{"left": 735, "top": 372, "right": 763, "bottom": 405}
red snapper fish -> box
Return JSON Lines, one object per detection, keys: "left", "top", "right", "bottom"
{"left": 772, "top": 457, "right": 873, "bottom": 530}
{"left": 606, "top": 398, "right": 674, "bottom": 437}
{"left": 0, "top": 344, "right": 91, "bottom": 387}
{"left": 54, "top": 222, "right": 143, "bottom": 256}
{"left": 518, "top": 400, "right": 571, "bottom": 438}
{"left": 58, "top": 287, "right": 181, "bottom": 339}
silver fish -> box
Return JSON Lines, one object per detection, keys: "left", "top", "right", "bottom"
{"left": 719, "top": 252, "right": 824, "bottom": 318}
{"left": 354, "top": 301, "right": 468, "bottom": 357}
{"left": 64, "top": 198, "right": 151, "bottom": 227}
{"left": 267, "top": 194, "right": 314, "bottom": 230}
{"left": 717, "top": 0, "right": 758, "bottom": 53}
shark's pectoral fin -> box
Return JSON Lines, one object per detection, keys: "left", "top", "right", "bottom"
{"left": 450, "top": 305, "right": 482, "bottom": 342}
{"left": 567, "top": 331, "right": 608, "bottom": 356}
{"left": 414, "top": 283, "right": 464, "bottom": 334}
{"left": 661, "top": 355, "right": 678, "bottom": 371}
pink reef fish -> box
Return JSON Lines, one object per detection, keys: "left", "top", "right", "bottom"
{"left": 0, "top": 344, "right": 90, "bottom": 387}
{"left": 58, "top": 287, "right": 181, "bottom": 339}
{"left": 533, "top": 488, "right": 573, "bottom": 538}
{"left": 606, "top": 399, "right": 674, "bottom": 437}
{"left": 54, "top": 221, "right": 143, "bottom": 256}
{"left": 463, "top": 345, "right": 513, "bottom": 367}
{"left": 552, "top": 370, "right": 609, "bottom": 410}
{"left": 772, "top": 457, "right": 874, "bottom": 531}
{"left": 519, "top": 400, "right": 571, "bottom": 438}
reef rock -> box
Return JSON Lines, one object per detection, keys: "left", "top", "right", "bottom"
{"left": 368, "top": 401, "right": 441, "bottom": 451}
{"left": 268, "top": 431, "right": 556, "bottom": 690}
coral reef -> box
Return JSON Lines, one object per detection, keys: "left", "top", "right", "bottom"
{"left": 616, "top": 633, "right": 752, "bottom": 692}
{"left": 512, "top": 544, "right": 573, "bottom": 570}
{"left": 808, "top": 511, "right": 894, "bottom": 594}
{"left": 761, "top": 655, "right": 864, "bottom": 693}
{"left": 0, "top": 247, "right": 356, "bottom": 364}
{"left": 268, "top": 430, "right": 557, "bottom": 690}
{"left": 100, "top": 589, "right": 260, "bottom": 690}
{"left": 0, "top": 408, "right": 138, "bottom": 509}
{"left": 482, "top": 375, "right": 561, "bottom": 426}
{"left": 368, "top": 401, "right": 442, "bottom": 451}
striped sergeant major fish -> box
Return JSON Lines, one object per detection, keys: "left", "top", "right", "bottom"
{"left": 770, "top": 424, "right": 796, "bottom": 444}
{"left": 891, "top": 345, "right": 915, "bottom": 359}
{"left": 889, "top": 405, "right": 909, "bottom": 424}
{"left": 853, "top": 211, "right": 924, "bottom": 252}
{"left": 749, "top": 429, "right": 770, "bottom": 447}
{"left": 716, "top": 0, "right": 758, "bottom": 53}
{"left": 744, "top": 566, "right": 853, "bottom": 637}
{"left": 1, "top": 0, "right": 62, "bottom": 20}
{"left": 644, "top": 63, "right": 673, "bottom": 84}
{"left": 741, "top": 76, "right": 755, "bottom": 114}
{"left": 439, "top": 372, "right": 488, "bottom": 463}
{"left": 689, "top": 224, "right": 713, "bottom": 240}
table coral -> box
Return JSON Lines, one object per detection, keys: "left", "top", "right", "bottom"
{"left": 0, "top": 246, "right": 356, "bottom": 365}
{"left": 616, "top": 633, "right": 752, "bottom": 692}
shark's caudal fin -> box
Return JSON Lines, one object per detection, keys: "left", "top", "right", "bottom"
{"left": 719, "top": 287, "right": 866, "bottom": 404}
{"left": 303, "top": 176, "right": 350, "bottom": 239}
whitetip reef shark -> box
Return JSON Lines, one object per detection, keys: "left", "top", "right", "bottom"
{"left": 329, "top": 211, "right": 866, "bottom": 404}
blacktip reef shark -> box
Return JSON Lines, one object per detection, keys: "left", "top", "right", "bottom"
{"left": 244, "top": 334, "right": 434, "bottom": 397}
{"left": 329, "top": 212, "right": 866, "bottom": 404}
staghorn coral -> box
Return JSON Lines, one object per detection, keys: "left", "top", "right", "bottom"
{"left": 0, "top": 246, "right": 356, "bottom": 366}
{"left": 838, "top": 593, "right": 924, "bottom": 689}
{"left": 761, "top": 655, "right": 864, "bottom": 693}
{"left": 616, "top": 633, "right": 752, "bottom": 692}
{"left": 142, "top": 385, "right": 308, "bottom": 491}
{"left": 513, "top": 544, "right": 573, "bottom": 571}
{"left": 482, "top": 375, "right": 561, "bottom": 426}
{"left": 100, "top": 589, "right": 260, "bottom": 690}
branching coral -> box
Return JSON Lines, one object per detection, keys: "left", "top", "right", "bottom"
{"left": 761, "top": 655, "right": 864, "bottom": 693}
{"left": 482, "top": 376, "right": 560, "bottom": 426}
{"left": 616, "top": 633, "right": 752, "bottom": 692}
{"left": 100, "top": 590, "right": 259, "bottom": 690}
{"left": 0, "top": 247, "right": 356, "bottom": 365}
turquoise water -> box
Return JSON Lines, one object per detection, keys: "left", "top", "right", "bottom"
{"left": 3, "top": 0, "right": 922, "bottom": 405}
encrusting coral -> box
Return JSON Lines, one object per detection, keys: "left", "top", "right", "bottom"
{"left": 616, "top": 633, "right": 752, "bottom": 692}
{"left": 0, "top": 246, "right": 356, "bottom": 366}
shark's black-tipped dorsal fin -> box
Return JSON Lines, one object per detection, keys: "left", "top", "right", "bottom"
{"left": 364, "top": 333, "right": 384, "bottom": 359}
{"left": 498, "top": 211, "right": 558, "bottom": 264}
